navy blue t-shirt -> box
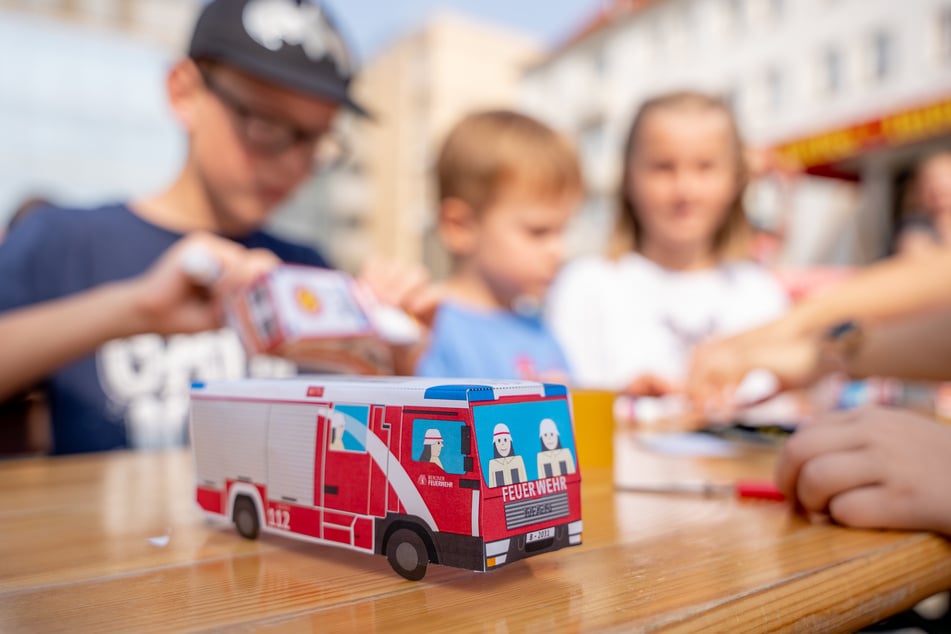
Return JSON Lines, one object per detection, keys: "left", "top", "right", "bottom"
{"left": 0, "top": 203, "right": 330, "bottom": 455}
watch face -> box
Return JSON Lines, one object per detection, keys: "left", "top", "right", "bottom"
{"left": 827, "top": 320, "right": 859, "bottom": 340}
{"left": 827, "top": 320, "right": 862, "bottom": 349}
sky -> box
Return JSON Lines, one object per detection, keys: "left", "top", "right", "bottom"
{"left": 0, "top": 0, "right": 609, "bottom": 222}
{"left": 321, "top": 0, "right": 608, "bottom": 62}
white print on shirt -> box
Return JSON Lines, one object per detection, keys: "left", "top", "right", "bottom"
{"left": 660, "top": 314, "right": 717, "bottom": 362}
{"left": 97, "top": 328, "right": 295, "bottom": 450}
{"left": 547, "top": 254, "right": 790, "bottom": 391}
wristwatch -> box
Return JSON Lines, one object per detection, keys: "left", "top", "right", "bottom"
{"left": 821, "top": 320, "right": 864, "bottom": 374}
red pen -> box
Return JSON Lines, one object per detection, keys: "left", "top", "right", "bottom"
{"left": 616, "top": 479, "right": 786, "bottom": 502}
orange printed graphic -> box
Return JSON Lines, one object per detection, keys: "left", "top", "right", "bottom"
{"left": 295, "top": 286, "right": 321, "bottom": 314}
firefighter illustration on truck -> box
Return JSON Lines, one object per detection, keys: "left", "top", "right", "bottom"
{"left": 487, "top": 423, "right": 527, "bottom": 486}
{"left": 190, "top": 376, "right": 583, "bottom": 580}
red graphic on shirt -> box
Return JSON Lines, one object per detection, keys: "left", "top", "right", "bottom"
{"left": 515, "top": 355, "right": 537, "bottom": 380}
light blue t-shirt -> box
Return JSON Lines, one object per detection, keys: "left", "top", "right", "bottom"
{"left": 416, "top": 302, "right": 572, "bottom": 381}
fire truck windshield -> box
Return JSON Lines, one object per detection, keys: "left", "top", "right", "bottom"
{"left": 471, "top": 398, "right": 577, "bottom": 488}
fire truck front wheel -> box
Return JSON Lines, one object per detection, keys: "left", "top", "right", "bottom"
{"left": 233, "top": 495, "right": 260, "bottom": 540}
{"left": 386, "top": 529, "right": 429, "bottom": 581}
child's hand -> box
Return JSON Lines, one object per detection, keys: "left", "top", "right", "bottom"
{"left": 357, "top": 257, "right": 445, "bottom": 375}
{"left": 622, "top": 374, "right": 677, "bottom": 398}
{"left": 776, "top": 406, "right": 951, "bottom": 535}
{"left": 686, "top": 335, "right": 825, "bottom": 416}
{"left": 357, "top": 256, "right": 443, "bottom": 327}
{"left": 685, "top": 317, "right": 808, "bottom": 404}
{"left": 128, "top": 232, "right": 280, "bottom": 336}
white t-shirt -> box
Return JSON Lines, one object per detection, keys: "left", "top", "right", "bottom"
{"left": 546, "top": 253, "right": 789, "bottom": 391}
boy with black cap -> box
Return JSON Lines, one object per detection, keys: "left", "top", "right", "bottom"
{"left": 0, "top": 0, "right": 373, "bottom": 455}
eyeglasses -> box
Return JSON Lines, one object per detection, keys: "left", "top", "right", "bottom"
{"left": 199, "top": 67, "right": 348, "bottom": 170}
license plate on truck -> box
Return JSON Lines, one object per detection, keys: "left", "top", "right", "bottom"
{"left": 526, "top": 527, "right": 555, "bottom": 543}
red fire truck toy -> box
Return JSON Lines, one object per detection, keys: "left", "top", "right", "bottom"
{"left": 190, "top": 376, "right": 583, "bottom": 580}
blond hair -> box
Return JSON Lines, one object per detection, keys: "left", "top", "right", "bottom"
{"left": 608, "top": 91, "right": 752, "bottom": 261}
{"left": 436, "top": 110, "right": 582, "bottom": 212}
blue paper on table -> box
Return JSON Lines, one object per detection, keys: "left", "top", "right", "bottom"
{"left": 635, "top": 432, "right": 741, "bottom": 458}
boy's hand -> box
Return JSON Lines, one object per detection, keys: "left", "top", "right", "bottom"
{"left": 128, "top": 232, "right": 280, "bottom": 335}
{"left": 776, "top": 407, "right": 951, "bottom": 535}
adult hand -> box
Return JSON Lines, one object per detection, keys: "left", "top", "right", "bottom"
{"left": 776, "top": 406, "right": 951, "bottom": 535}
{"left": 687, "top": 334, "right": 827, "bottom": 417}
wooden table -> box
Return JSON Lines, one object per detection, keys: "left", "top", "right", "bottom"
{"left": 2, "top": 432, "right": 951, "bottom": 633}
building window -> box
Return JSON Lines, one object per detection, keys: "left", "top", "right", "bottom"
{"left": 668, "top": 11, "right": 688, "bottom": 55}
{"left": 939, "top": 6, "right": 951, "bottom": 63}
{"left": 591, "top": 45, "right": 607, "bottom": 78}
{"left": 769, "top": 0, "right": 785, "bottom": 22}
{"left": 749, "top": 0, "right": 782, "bottom": 29}
{"left": 723, "top": 83, "right": 742, "bottom": 116}
{"left": 870, "top": 30, "right": 895, "bottom": 82}
{"left": 765, "top": 66, "right": 784, "bottom": 111}
{"left": 821, "top": 46, "right": 844, "bottom": 95}
{"left": 707, "top": 0, "right": 729, "bottom": 38}
{"left": 727, "top": 0, "right": 746, "bottom": 34}
{"left": 677, "top": 2, "right": 696, "bottom": 42}
{"left": 649, "top": 18, "right": 666, "bottom": 60}
{"left": 579, "top": 118, "right": 607, "bottom": 170}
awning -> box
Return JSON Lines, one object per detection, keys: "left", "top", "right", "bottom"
{"left": 771, "top": 94, "right": 951, "bottom": 179}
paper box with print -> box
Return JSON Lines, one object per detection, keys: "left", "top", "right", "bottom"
{"left": 190, "top": 376, "right": 583, "bottom": 580}
{"left": 226, "top": 265, "right": 419, "bottom": 374}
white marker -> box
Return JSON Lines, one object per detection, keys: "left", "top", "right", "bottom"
{"left": 180, "top": 244, "right": 223, "bottom": 287}
{"left": 371, "top": 304, "right": 423, "bottom": 346}
{"left": 732, "top": 368, "right": 781, "bottom": 408}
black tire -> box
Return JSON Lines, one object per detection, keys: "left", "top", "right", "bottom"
{"left": 233, "top": 495, "right": 260, "bottom": 540}
{"left": 385, "top": 528, "right": 429, "bottom": 581}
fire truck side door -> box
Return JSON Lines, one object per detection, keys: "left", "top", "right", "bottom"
{"left": 322, "top": 404, "right": 373, "bottom": 516}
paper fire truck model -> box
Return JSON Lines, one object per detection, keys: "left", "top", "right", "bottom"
{"left": 225, "top": 265, "right": 422, "bottom": 375}
{"left": 190, "top": 376, "right": 583, "bottom": 580}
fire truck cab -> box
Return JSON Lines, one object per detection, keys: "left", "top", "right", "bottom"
{"left": 190, "top": 376, "right": 583, "bottom": 580}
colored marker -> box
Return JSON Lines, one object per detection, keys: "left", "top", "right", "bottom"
{"left": 616, "top": 479, "right": 786, "bottom": 501}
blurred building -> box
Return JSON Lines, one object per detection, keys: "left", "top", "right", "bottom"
{"left": 0, "top": 0, "right": 196, "bottom": 51}
{"left": 0, "top": 1, "right": 194, "bottom": 227}
{"left": 521, "top": 0, "right": 951, "bottom": 265}
{"left": 309, "top": 11, "right": 540, "bottom": 274}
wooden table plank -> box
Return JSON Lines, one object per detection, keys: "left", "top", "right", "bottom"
{"left": 1, "top": 435, "right": 949, "bottom": 633}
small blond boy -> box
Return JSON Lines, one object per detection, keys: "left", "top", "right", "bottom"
{"left": 415, "top": 110, "right": 582, "bottom": 380}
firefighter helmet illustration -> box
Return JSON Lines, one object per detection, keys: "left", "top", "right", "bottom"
{"left": 418, "top": 428, "right": 444, "bottom": 469}
{"left": 488, "top": 423, "right": 528, "bottom": 487}
{"left": 537, "top": 417, "right": 576, "bottom": 478}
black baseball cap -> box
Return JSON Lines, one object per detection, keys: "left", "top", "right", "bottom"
{"left": 188, "top": 0, "right": 368, "bottom": 117}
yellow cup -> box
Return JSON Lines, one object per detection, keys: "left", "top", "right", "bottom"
{"left": 570, "top": 389, "right": 616, "bottom": 469}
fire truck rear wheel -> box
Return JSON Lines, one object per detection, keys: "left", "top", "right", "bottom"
{"left": 386, "top": 528, "right": 429, "bottom": 581}
{"left": 233, "top": 496, "right": 260, "bottom": 540}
